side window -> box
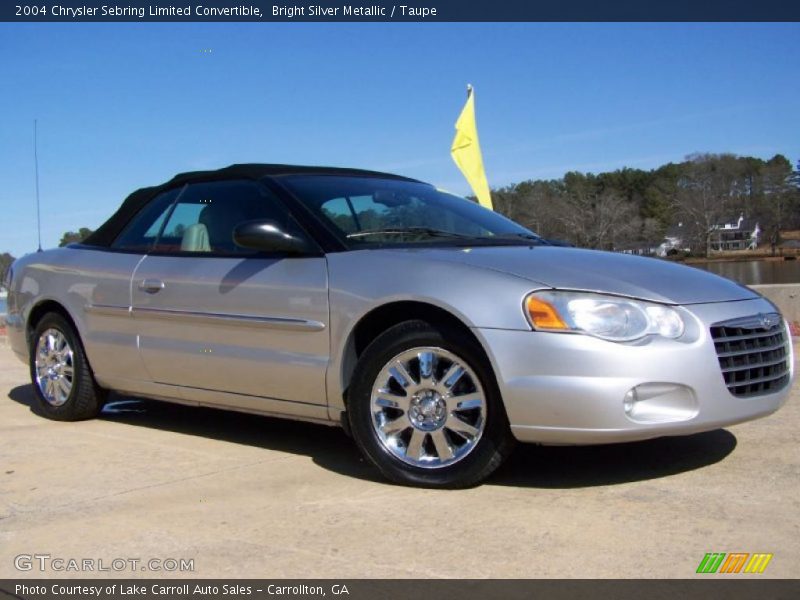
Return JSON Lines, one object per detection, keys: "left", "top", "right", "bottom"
{"left": 151, "top": 180, "right": 301, "bottom": 255}
{"left": 112, "top": 187, "right": 182, "bottom": 252}
{"left": 159, "top": 203, "right": 205, "bottom": 241}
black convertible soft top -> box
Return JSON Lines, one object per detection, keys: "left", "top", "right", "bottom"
{"left": 84, "top": 163, "right": 420, "bottom": 248}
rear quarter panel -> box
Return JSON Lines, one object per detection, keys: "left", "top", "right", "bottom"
{"left": 7, "top": 247, "right": 144, "bottom": 382}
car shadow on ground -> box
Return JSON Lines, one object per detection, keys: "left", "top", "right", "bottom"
{"left": 8, "top": 384, "right": 737, "bottom": 489}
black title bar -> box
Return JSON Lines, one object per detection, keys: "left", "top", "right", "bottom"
{"left": 3, "top": 0, "right": 800, "bottom": 22}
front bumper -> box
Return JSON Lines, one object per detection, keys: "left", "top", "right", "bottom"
{"left": 476, "top": 297, "right": 794, "bottom": 444}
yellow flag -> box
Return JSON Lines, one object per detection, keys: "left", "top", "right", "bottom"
{"left": 451, "top": 85, "right": 493, "bottom": 210}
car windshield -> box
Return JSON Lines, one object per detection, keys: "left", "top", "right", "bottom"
{"left": 278, "top": 175, "right": 541, "bottom": 248}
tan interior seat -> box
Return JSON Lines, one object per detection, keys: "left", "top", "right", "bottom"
{"left": 180, "top": 223, "right": 211, "bottom": 252}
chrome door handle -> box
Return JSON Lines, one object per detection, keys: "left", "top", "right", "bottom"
{"left": 138, "top": 279, "right": 165, "bottom": 294}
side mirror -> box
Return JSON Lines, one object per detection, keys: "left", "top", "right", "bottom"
{"left": 233, "top": 220, "right": 311, "bottom": 254}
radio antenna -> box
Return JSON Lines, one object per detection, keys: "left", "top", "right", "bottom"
{"left": 34, "top": 119, "right": 42, "bottom": 252}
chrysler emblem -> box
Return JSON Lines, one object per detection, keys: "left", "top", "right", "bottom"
{"left": 758, "top": 313, "right": 780, "bottom": 330}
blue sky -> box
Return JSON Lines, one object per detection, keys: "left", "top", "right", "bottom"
{"left": 1, "top": 22, "right": 798, "bottom": 256}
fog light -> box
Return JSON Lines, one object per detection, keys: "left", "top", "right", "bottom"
{"left": 623, "top": 383, "right": 698, "bottom": 424}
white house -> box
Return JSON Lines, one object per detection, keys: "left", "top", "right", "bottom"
{"left": 709, "top": 214, "right": 761, "bottom": 251}
{"left": 656, "top": 214, "right": 761, "bottom": 256}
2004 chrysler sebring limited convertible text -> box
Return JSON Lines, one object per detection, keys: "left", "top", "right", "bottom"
{"left": 4, "top": 165, "right": 795, "bottom": 487}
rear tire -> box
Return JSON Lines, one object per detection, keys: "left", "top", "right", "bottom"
{"left": 348, "top": 319, "right": 515, "bottom": 488}
{"left": 29, "top": 313, "right": 107, "bottom": 421}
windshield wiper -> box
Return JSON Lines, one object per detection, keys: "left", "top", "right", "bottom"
{"left": 488, "top": 232, "right": 546, "bottom": 244}
{"left": 346, "top": 227, "right": 473, "bottom": 240}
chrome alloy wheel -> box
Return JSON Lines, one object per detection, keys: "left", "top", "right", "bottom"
{"left": 370, "top": 347, "right": 486, "bottom": 468}
{"left": 34, "top": 328, "right": 75, "bottom": 407}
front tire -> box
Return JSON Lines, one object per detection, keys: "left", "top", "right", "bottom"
{"left": 29, "top": 313, "right": 106, "bottom": 421}
{"left": 348, "top": 320, "right": 515, "bottom": 488}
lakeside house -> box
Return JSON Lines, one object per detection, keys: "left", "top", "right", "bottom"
{"left": 652, "top": 214, "right": 761, "bottom": 257}
{"left": 709, "top": 214, "right": 761, "bottom": 251}
{"left": 616, "top": 214, "right": 762, "bottom": 257}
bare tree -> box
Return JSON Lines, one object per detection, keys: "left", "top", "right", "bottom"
{"left": 557, "top": 189, "right": 639, "bottom": 250}
{"left": 672, "top": 154, "right": 742, "bottom": 255}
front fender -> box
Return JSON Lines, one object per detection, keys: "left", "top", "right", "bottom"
{"left": 324, "top": 250, "right": 541, "bottom": 417}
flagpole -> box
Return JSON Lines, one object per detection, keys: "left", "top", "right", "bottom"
{"left": 34, "top": 119, "right": 42, "bottom": 252}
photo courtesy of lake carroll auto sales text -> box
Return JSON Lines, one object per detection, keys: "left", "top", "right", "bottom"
{"left": 14, "top": 583, "right": 352, "bottom": 597}
{"left": 0, "top": 1, "right": 799, "bottom": 598}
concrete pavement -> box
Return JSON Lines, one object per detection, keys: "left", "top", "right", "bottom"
{"left": 0, "top": 343, "right": 798, "bottom": 579}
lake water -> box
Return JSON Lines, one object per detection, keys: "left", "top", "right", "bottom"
{"left": 690, "top": 259, "right": 800, "bottom": 286}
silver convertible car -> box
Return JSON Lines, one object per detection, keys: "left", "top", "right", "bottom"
{"left": 4, "top": 164, "right": 795, "bottom": 487}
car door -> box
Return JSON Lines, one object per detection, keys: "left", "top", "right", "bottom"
{"left": 130, "top": 179, "right": 330, "bottom": 412}
{"left": 81, "top": 186, "right": 186, "bottom": 389}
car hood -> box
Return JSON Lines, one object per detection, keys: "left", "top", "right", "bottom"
{"left": 390, "top": 246, "right": 759, "bottom": 305}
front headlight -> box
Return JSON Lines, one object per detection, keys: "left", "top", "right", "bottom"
{"left": 525, "top": 291, "right": 685, "bottom": 342}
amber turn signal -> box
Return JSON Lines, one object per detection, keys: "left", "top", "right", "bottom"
{"left": 526, "top": 295, "right": 569, "bottom": 330}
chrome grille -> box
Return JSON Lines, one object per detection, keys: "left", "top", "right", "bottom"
{"left": 710, "top": 314, "right": 790, "bottom": 398}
